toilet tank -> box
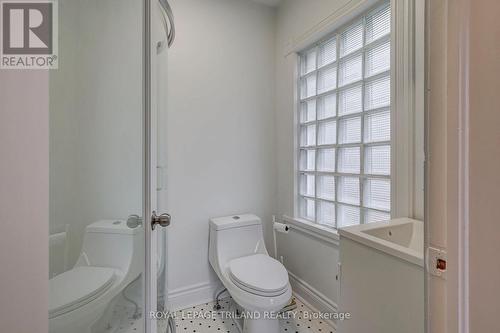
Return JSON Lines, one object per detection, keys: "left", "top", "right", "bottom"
{"left": 77, "top": 220, "right": 144, "bottom": 278}
{"left": 208, "top": 214, "right": 268, "bottom": 272}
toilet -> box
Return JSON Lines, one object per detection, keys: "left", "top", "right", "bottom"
{"left": 209, "top": 214, "right": 292, "bottom": 333}
{"left": 49, "top": 220, "right": 143, "bottom": 333}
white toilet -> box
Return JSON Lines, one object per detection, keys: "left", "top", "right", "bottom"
{"left": 209, "top": 214, "right": 292, "bottom": 333}
{"left": 49, "top": 220, "right": 143, "bottom": 333}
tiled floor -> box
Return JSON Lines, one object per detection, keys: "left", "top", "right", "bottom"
{"left": 157, "top": 296, "right": 335, "bottom": 333}
{"left": 109, "top": 292, "right": 144, "bottom": 333}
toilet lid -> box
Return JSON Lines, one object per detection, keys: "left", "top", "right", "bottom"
{"left": 228, "top": 254, "right": 289, "bottom": 296}
{"left": 49, "top": 266, "right": 116, "bottom": 318}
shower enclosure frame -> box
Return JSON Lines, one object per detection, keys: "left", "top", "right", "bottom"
{"left": 144, "top": 0, "right": 175, "bottom": 331}
{"left": 144, "top": 0, "right": 159, "bottom": 331}
{"left": 143, "top": 0, "right": 154, "bottom": 332}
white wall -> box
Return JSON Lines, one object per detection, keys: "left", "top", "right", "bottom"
{"left": 426, "top": 2, "right": 449, "bottom": 330}
{"left": 165, "top": 0, "right": 276, "bottom": 309}
{"left": 49, "top": 0, "right": 144, "bottom": 268}
{"left": 0, "top": 71, "right": 49, "bottom": 333}
{"left": 468, "top": 0, "right": 500, "bottom": 331}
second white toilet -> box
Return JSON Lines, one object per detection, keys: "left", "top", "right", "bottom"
{"left": 49, "top": 220, "right": 143, "bottom": 333}
{"left": 209, "top": 214, "right": 292, "bottom": 333}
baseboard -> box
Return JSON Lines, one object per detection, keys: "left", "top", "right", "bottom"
{"left": 167, "top": 281, "right": 223, "bottom": 312}
{"left": 288, "top": 271, "right": 338, "bottom": 329}
{"left": 167, "top": 272, "right": 338, "bottom": 328}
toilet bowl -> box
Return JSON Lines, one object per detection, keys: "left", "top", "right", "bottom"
{"left": 49, "top": 220, "right": 143, "bottom": 333}
{"left": 209, "top": 214, "right": 292, "bottom": 333}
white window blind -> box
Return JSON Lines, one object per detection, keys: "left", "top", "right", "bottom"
{"left": 298, "top": 2, "right": 391, "bottom": 229}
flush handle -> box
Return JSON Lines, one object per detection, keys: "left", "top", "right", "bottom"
{"left": 151, "top": 211, "right": 171, "bottom": 230}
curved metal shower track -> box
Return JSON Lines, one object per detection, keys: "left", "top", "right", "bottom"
{"left": 157, "top": 0, "right": 175, "bottom": 53}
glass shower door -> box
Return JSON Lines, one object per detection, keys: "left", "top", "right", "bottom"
{"left": 48, "top": 0, "right": 148, "bottom": 332}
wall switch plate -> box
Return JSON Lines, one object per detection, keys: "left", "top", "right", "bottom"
{"left": 427, "top": 247, "right": 447, "bottom": 279}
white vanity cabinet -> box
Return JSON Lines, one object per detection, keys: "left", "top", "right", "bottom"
{"left": 337, "top": 218, "right": 424, "bottom": 333}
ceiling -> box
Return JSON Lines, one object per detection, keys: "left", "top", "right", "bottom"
{"left": 249, "top": 0, "right": 282, "bottom": 7}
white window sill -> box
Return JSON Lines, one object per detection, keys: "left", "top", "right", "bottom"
{"left": 282, "top": 215, "right": 340, "bottom": 246}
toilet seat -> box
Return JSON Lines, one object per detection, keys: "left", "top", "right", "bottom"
{"left": 49, "top": 266, "right": 116, "bottom": 319}
{"left": 228, "top": 254, "right": 289, "bottom": 297}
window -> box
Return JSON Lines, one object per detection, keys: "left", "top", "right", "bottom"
{"left": 297, "top": 2, "right": 391, "bottom": 229}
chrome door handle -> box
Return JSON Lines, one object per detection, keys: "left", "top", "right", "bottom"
{"left": 151, "top": 211, "right": 171, "bottom": 230}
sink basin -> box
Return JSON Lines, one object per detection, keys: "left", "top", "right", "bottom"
{"left": 338, "top": 218, "right": 424, "bottom": 266}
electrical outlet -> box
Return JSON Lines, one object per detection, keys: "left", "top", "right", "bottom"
{"left": 427, "top": 247, "right": 447, "bottom": 279}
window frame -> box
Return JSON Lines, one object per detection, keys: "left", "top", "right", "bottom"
{"left": 293, "top": 0, "right": 415, "bottom": 231}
